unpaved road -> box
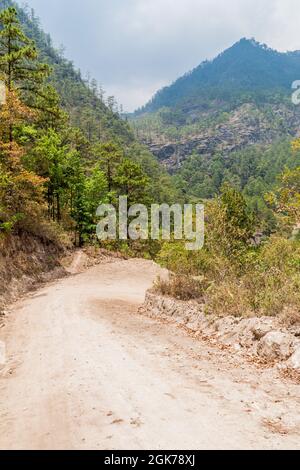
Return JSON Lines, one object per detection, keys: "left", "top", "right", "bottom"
{"left": 0, "top": 258, "right": 300, "bottom": 450}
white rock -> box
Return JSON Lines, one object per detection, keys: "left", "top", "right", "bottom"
{"left": 144, "top": 292, "right": 300, "bottom": 365}
{"left": 250, "top": 319, "right": 275, "bottom": 340}
{"left": 286, "top": 347, "right": 300, "bottom": 370}
{"left": 257, "top": 331, "right": 296, "bottom": 361}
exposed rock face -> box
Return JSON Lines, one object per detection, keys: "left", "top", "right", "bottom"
{"left": 0, "top": 233, "right": 66, "bottom": 315}
{"left": 257, "top": 332, "right": 298, "bottom": 361}
{"left": 142, "top": 104, "right": 300, "bottom": 171}
{"left": 286, "top": 348, "right": 300, "bottom": 370}
{"left": 141, "top": 291, "right": 300, "bottom": 368}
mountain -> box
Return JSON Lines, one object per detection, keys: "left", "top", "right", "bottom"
{"left": 136, "top": 38, "right": 300, "bottom": 114}
{"left": 131, "top": 39, "right": 300, "bottom": 174}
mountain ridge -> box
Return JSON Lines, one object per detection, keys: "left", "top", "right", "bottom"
{"left": 135, "top": 38, "right": 300, "bottom": 115}
{"left": 130, "top": 36, "right": 300, "bottom": 218}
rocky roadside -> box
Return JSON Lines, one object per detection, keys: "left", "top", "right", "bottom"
{"left": 140, "top": 291, "right": 300, "bottom": 374}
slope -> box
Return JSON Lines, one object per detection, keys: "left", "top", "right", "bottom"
{"left": 0, "top": 0, "right": 133, "bottom": 145}
{"left": 136, "top": 38, "right": 300, "bottom": 114}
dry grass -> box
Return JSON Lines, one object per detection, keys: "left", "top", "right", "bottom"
{"left": 156, "top": 236, "right": 300, "bottom": 324}
{"left": 154, "top": 275, "right": 205, "bottom": 301}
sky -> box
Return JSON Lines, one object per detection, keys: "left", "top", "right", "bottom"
{"left": 16, "top": 0, "right": 300, "bottom": 112}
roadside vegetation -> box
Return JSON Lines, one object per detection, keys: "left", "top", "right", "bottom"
{"left": 156, "top": 174, "right": 300, "bottom": 324}
{"left": 0, "top": 4, "right": 177, "bottom": 254}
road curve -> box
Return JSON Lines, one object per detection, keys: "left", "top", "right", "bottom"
{"left": 0, "top": 258, "right": 299, "bottom": 450}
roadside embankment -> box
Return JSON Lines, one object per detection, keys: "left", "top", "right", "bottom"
{"left": 141, "top": 291, "right": 300, "bottom": 373}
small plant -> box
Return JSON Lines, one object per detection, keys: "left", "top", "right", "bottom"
{"left": 155, "top": 183, "right": 300, "bottom": 325}
{"left": 154, "top": 274, "right": 206, "bottom": 301}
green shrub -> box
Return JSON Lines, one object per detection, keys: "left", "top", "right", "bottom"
{"left": 155, "top": 188, "right": 300, "bottom": 324}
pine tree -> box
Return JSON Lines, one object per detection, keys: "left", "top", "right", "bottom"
{"left": 113, "top": 158, "right": 150, "bottom": 206}
{"left": 0, "top": 7, "right": 62, "bottom": 129}
{"left": 0, "top": 90, "right": 45, "bottom": 231}
{"left": 94, "top": 142, "right": 122, "bottom": 194}
{"left": 0, "top": 7, "right": 49, "bottom": 94}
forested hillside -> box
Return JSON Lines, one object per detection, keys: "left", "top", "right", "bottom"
{"left": 173, "top": 140, "right": 300, "bottom": 229}
{"left": 0, "top": 1, "right": 177, "bottom": 252}
{"left": 131, "top": 41, "right": 300, "bottom": 174}
{"left": 1, "top": 0, "right": 133, "bottom": 145}
{"left": 130, "top": 38, "right": 300, "bottom": 228}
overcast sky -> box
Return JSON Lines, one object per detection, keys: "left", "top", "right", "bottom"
{"left": 16, "top": 0, "right": 300, "bottom": 111}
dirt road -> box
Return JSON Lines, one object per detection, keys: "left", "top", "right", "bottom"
{"left": 0, "top": 258, "right": 299, "bottom": 450}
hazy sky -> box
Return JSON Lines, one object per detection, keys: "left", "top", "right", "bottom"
{"left": 16, "top": 0, "right": 300, "bottom": 111}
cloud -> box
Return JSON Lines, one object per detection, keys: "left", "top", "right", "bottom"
{"left": 17, "top": 0, "right": 300, "bottom": 111}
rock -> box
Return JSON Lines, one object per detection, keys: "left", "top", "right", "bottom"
{"left": 250, "top": 318, "right": 275, "bottom": 340}
{"left": 208, "top": 317, "right": 271, "bottom": 349}
{"left": 143, "top": 292, "right": 300, "bottom": 365}
{"left": 143, "top": 103, "right": 300, "bottom": 171}
{"left": 144, "top": 291, "right": 204, "bottom": 328}
{"left": 286, "top": 347, "right": 300, "bottom": 370}
{"left": 212, "top": 317, "right": 242, "bottom": 345}
{"left": 257, "top": 331, "right": 297, "bottom": 361}
{"left": 287, "top": 326, "right": 300, "bottom": 338}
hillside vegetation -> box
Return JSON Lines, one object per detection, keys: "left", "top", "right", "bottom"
{"left": 135, "top": 38, "right": 300, "bottom": 115}
{"left": 1, "top": 2, "right": 300, "bottom": 326}
{"left": 156, "top": 167, "right": 300, "bottom": 323}
{"left": 131, "top": 38, "right": 300, "bottom": 233}
{"left": 131, "top": 40, "right": 300, "bottom": 323}
{"left": 0, "top": 1, "right": 177, "bottom": 255}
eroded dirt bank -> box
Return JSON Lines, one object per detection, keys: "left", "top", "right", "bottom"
{"left": 0, "top": 259, "right": 300, "bottom": 450}
{"left": 0, "top": 233, "right": 66, "bottom": 315}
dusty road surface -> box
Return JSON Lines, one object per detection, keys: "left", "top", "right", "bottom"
{"left": 0, "top": 258, "right": 300, "bottom": 450}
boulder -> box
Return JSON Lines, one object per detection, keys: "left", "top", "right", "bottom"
{"left": 209, "top": 317, "right": 275, "bottom": 348}
{"left": 286, "top": 347, "right": 300, "bottom": 370}
{"left": 250, "top": 318, "right": 275, "bottom": 340}
{"left": 257, "top": 331, "right": 297, "bottom": 361}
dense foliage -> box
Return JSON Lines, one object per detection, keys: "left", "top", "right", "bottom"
{"left": 156, "top": 180, "right": 300, "bottom": 323}
{"left": 0, "top": 3, "right": 177, "bottom": 251}
{"left": 173, "top": 140, "right": 300, "bottom": 230}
